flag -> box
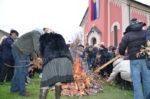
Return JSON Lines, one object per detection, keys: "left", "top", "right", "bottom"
{"left": 96, "top": 0, "right": 99, "bottom": 18}
{"left": 91, "top": 0, "right": 99, "bottom": 20}
{"left": 93, "top": 0, "right": 97, "bottom": 20}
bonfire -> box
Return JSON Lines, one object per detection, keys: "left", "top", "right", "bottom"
{"left": 61, "top": 55, "right": 103, "bottom": 97}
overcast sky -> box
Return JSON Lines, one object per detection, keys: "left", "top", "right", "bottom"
{"left": 0, "top": 0, "right": 88, "bottom": 42}
{"left": 0, "top": 0, "right": 149, "bottom": 42}
{"left": 136, "top": 0, "right": 150, "bottom": 6}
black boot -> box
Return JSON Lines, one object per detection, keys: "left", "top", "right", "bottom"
{"left": 39, "top": 88, "right": 49, "bottom": 99}
{"left": 120, "top": 79, "right": 125, "bottom": 90}
{"left": 126, "top": 81, "right": 132, "bottom": 90}
{"left": 55, "top": 82, "right": 62, "bottom": 99}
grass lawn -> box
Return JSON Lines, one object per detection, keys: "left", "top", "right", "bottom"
{"left": 0, "top": 73, "right": 134, "bottom": 99}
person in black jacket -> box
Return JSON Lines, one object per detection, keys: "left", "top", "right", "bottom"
{"left": 86, "top": 45, "right": 94, "bottom": 70}
{"left": 119, "top": 18, "right": 150, "bottom": 99}
{"left": 39, "top": 33, "right": 74, "bottom": 99}
{"left": 99, "top": 44, "right": 112, "bottom": 78}
{"left": 0, "top": 30, "right": 18, "bottom": 85}
{"left": 0, "top": 36, "right": 7, "bottom": 73}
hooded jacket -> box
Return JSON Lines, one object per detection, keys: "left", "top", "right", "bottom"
{"left": 119, "top": 22, "right": 146, "bottom": 60}
{"left": 12, "top": 30, "right": 41, "bottom": 58}
{"left": 145, "top": 26, "right": 150, "bottom": 69}
{"left": 107, "top": 58, "right": 132, "bottom": 82}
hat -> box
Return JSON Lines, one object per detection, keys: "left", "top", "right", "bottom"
{"left": 112, "top": 46, "right": 117, "bottom": 52}
{"left": 10, "top": 29, "right": 19, "bottom": 36}
{"left": 130, "top": 18, "right": 139, "bottom": 25}
{"left": 100, "top": 44, "right": 105, "bottom": 49}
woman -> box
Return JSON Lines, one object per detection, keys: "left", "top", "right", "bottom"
{"left": 39, "top": 32, "right": 74, "bottom": 99}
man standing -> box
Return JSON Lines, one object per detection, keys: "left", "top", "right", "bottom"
{"left": 0, "top": 30, "right": 19, "bottom": 85}
{"left": 10, "top": 29, "right": 43, "bottom": 96}
{"left": 119, "top": 18, "right": 150, "bottom": 99}
{"left": 87, "top": 45, "right": 94, "bottom": 70}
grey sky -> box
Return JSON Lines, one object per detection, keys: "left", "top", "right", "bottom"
{"left": 0, "top": 0, "right": 149, "bottom": 42}
{"left": 0, "top": 0, "right": 88, "bottom": 42}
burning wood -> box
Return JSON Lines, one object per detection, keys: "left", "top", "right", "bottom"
{"left": 94, "top": 55, "right": 121, "bottom": 73}
{"left": 61, "top": 55, "right": 103, "bottom": 97}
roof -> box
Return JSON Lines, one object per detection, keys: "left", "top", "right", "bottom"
{"left": 79, "top": 8, "right": 88, "bottom": 26}
{"left": 89, "top": 25, "right": 101, "bottom": 34}
{"left": 0, "top": 29, "right": 9, "bottom": 36}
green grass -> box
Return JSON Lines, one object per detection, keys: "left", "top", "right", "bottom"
{"left": 0, "top": 74, "right": 134, "bottom": 99}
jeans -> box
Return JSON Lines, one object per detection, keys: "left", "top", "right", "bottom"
{"left": 130, "top": 59, "right": 150, "bottom": 99}
{"left": 10, "top": 48, "right": 30, "bottom": 95}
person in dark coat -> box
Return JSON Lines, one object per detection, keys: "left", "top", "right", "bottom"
{"left": 119, "top": 18, "right": 150, "bottom": 99}
{"left": 83, "top": 43, "right": 89, "bottom": 57}
{"left": 86, "top": 45, "right": 94, "bottom": 70}
{"left": 0, "top": 30, "right": 19, "bottom": 85}
{"left": 99, "top": 44, "right": 112, "bottom": 78}
{"left": 0, "top": 36, "right": 7, "bottom": 73}
{"left": 92, "top": 52, "right": 101, "bottom": 70}
{"left": 90, "top": 44, "right": 99, "bottom": 70}
{"left": 145, "top": 26, "right": 150, "bottom": 70}
{"left": 39, "top": 33, "right": 74, "bottom": 99}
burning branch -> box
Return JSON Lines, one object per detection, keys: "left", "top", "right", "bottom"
{"left": 94, "top": 55, "right": 121, "bottom": 73}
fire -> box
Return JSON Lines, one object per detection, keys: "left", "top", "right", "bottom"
{"left": 61, "top": 55, "right": 103, "bottom": 96}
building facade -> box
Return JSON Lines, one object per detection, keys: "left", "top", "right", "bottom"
{"left": 0, "top": 30, "right": 9, "bottom": 39}
{"left": 80, "top": 0, "right": 150, "bottom": 47}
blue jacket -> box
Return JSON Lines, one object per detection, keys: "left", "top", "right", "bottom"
{"left": 1, "top": 36, "right": 14, "bottom": 62}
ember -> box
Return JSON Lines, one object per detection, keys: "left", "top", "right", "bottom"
{"left": 61, "top": 55, "right": 103, "bottom": 97}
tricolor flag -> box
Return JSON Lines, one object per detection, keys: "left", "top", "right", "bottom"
{"left": 91, "top": 0, "right": 99, "bottom": 20}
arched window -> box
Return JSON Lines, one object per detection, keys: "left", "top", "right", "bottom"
{"left": 91, "top": 37, "right": 97, "bottom": 46}
{"left": 114, "top": 25, "right": 118, "bottom": 47}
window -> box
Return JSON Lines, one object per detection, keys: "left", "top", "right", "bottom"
{"left": 92, "top": 37, "right": 97, "bottom": 46}
{"left": 114, "top": 25, "right": 118, "bottom": 47}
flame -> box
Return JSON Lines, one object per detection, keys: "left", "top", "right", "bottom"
{"left": 61, "top": 54, "right": 103, "bottom": 96}
{"left": 86, "top": 78, "right": 92, "bottom": 86}
{"left": 82, "top": 83, "right": 85, "bottom": 89}
{"left": 75, "top": 82, "right": 78, "bottom": 89}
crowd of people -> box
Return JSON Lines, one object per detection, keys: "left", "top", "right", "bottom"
{"left": 69, "top": 39, "right": 132, "bottom": 90}
{"left": 0, "top": 18, "right": 150, "bottom": 99}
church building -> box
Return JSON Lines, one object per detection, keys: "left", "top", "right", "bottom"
{"left": 80, "top": 0, "right": 150, "bottom": 47}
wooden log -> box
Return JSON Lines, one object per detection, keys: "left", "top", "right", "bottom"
{"left": 94, "top": 55, "right": 121, "bottom": 73}
{"left": 83, "top": 88, "right": 89, "bottom": 96}
{"left": 55, "top": 82, "right": 62, "bottom": 99}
